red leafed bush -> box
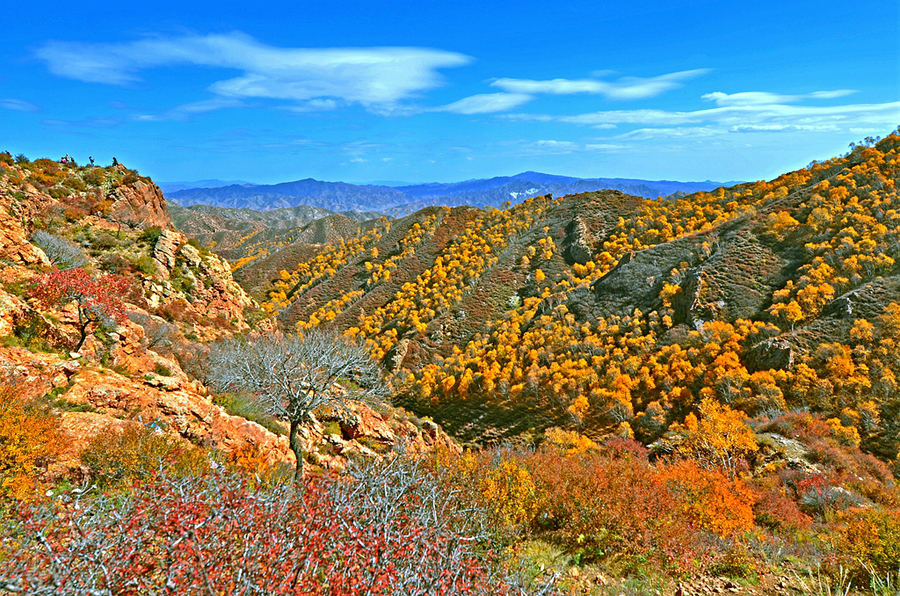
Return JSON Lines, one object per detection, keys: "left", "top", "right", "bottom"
{"left": 0, "top": 455, "right": 536, "bottom": 595}
{"left": 750, "top": 482, "right": 812, "bottom": 532}
{"left": 508, "top": 450, "right": 709, "bottom": 573}
{"left": 28, "top": 267, "right": 130, "bottom": 351}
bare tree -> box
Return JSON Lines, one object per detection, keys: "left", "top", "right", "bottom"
{"left": 206, "top": 329, "right": 388, "bottom": 477}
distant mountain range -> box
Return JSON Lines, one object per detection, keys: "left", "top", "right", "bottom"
{"left": 159, "top": 179, "right": 255, "bottom": 194}
{"left": 165, "top": 172, "right": 736, "bottom": 215}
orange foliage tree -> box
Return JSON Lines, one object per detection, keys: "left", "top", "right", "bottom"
{"left": 676, "top": 398, "right": 758, "bottom": 476}
{"left": 0, "top": 384, "right": 61, "bottom": 500}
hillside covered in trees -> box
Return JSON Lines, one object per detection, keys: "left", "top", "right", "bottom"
{"left": 247, "top": 133, "right": 900, "bottom": 458}
{"left": 1, "top": 134, "right": 899, "bottom": 595}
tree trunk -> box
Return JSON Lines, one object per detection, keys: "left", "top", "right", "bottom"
{"left": 289, "top": 419, "right": 304, "bottom": 480}
{"left": 74, "top": 309, "right": 90, "bottom": 353}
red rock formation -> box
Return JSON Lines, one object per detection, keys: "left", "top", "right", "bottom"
{"left": 107, "top": 179, "right": 170, "bottom": 230}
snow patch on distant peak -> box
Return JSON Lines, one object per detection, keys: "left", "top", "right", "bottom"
{"left": 509, "top": 188, "right": 539, "bottom": 199}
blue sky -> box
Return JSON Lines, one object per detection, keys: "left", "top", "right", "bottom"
{"left": 2, "top": 0, "right": 898, "bottom": 185}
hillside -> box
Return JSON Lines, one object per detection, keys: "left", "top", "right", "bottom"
{"left": 0, "top": 154, "right": 455, "bottom": 484}
{"left": 168, "top": 201, "right": 382, "bottom": 261}
{"left": 2, "top": 139, "right": 900, "bottom": 595}
{"left": 167, "top": 172, "right": 729, "bottom": 214}
{"left": 244, "top": 134, "right": 900, "bottom": 462}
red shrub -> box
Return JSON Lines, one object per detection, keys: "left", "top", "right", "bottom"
{"left": 522, "top": 450, "right": 708, "bottom": 573}
{"left": 751, "top": 484, "right": 812, "bottom": 532}
{"left": 0, "top": 457, "right": 525, "bottom": 595}
{"left": 28, "top": 267, "right": 129, "bottom": 351}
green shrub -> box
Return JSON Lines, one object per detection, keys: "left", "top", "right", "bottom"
{"left": 80, "top": 424, "right": 211, "bottom": 488}
{"left": 82, "top": 169, "right": 106, "bottom": 186}
{"left": 64, "top": 176, "right": 86, "bottom": 192}
{"left": 132, "top": 255, "right": 158, "bottom": 275}
{"left": 140, "top": 226, "right": 163, "bottom": 245}
{"left": 835, "top": 508, "right": 900, "bottom": 582}
{"left": 213, "top": 392, "right": 286, "bottom": 437}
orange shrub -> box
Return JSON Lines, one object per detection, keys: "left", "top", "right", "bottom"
{"left": 80, "top": 424, "right": 211, "bottom": 488}
{"left": 0, "top": 386, "right": 62, "bottom": 500}
{"left": 658, "top": 459, "right": 756, "bottom": 537}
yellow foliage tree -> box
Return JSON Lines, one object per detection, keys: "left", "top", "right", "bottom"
{"left": 677, "top": 398, "right": 758, "bottom": 476}
{"left": 0, "top": 386, "right": 62, "bottom": 500}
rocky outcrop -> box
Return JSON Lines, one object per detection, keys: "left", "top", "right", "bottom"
{"left": 0, "top": 179, "right": 50, "bottom": 266}
{"left": 746, "top": 338, "right": 795, "bottom": 372}
{"left": 674, "top": 270, "right": 723, "bottom": 331}
{"left": 386, "top": 338, "right": 410, "bottom": 372}
{"left": 148, "top": 229, "right": 256, "bottom": 336}
{"left": 563, "top": 216, "right": 594, "bottom": 265}
{"left": 754, "top": 432, "right": 820, "bottom": 475}
{"left": 107, "top": 179, "right": 170, "bottom": 230}
{"left": 0, "top": 287, "right": 31, "bottom": 338}
{"left": 0, "top": 339, "right": 458, "bottom": 479}
{"left": 152, "top": 229, "right": 181, "bottom": 276}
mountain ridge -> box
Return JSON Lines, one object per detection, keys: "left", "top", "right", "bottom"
{"left": 167, "top": 172, "right": 735, "bottom": 214}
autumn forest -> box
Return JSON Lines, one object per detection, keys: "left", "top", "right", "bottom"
{"left": 0, "top": 132, "right": 899, "bottom": 595}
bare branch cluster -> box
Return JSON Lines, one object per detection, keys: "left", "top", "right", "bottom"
{"left": 0, "top": 456, "right": 554, "bottom": 595}
{"left": 30, "top": 231, "right": 87, "bottom": 270}
{"left": 206, "top": 329, "right": 388, "bottom": 476}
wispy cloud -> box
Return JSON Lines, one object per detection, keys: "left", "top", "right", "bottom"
{"left": 0, "top": 98, "right": 40, "bottom": 112}
{"left": 491, "top": 69, "right": 710, "bottom": 100}
{"left": 435, "top": 93, "right": 533, "bottom": 114}
{"left": 35, "top": 32, "right": 471, "bottom": 111}
{"left": 135, "top": 98, "right": 245, "bottom": 122}
{"left": 497, "top": 139, "right": 627, "bottom": 156}
{"left": 508, "top": 91, "right": 899, "bottom": 138}
{"left": 702, "top": 90, "right": 856, "bottom": 106}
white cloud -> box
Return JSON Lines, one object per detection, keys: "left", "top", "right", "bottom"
{"left": 435, "top": 93, "right": 533, "bottom": 114}
{"left": 35, "top": 32, "right": 471, "bottom": 111}
{"left": 702, "top": 90, "right": 856, "bottom": 106}
{"left": 135, "top": 98, "right": 244, "bottom": 122}
{"left": 541, "top": 95, "right": 900, "bottom": 135}
{"left": 491, "top": 69, "right": 711, "bottom": 100}
{"left": 283, "top": 99, "right": 340, "bottom": 113}
{"left": 616, "top": 127, "right": 722, "bottom": 140}
{"left": 515, "top": 139, "right": 626, "bottom": 155}
{"left": 0, "top": 98, "right": 40, "bottom": 112}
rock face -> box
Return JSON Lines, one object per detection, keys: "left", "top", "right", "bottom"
{"left": 107, "top": 179, "right": 170, "bottom": 230}
{"left": 386, "top": 338, "right": 410, "bottom": 372}
{"left": 0, "top": 179, "right": 50, "bottom": 266}
{"left": 0, "top": 335, "right": 458, "bottom": 479}
{"left": 746, "top": 338, "right": 795, "bottom": 372}
{"left": 563, "top": 216, "right": 594, "bottom": 265}
{"left": 153, "top": 229, "right": 181, "bottom": 276}
{"left": 674, "top": 270, "right": 722, "bottom": 331}
{"left": 147, "top": 229, "right": 256, "bottom": 336}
